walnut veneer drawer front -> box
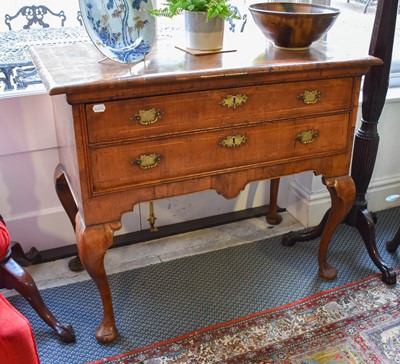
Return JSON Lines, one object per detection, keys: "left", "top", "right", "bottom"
{"left": 89, "top": 113, "right": 350, "bottom": 194}
{"left": 86, "top": 78, "right": 353, "bottom": 144}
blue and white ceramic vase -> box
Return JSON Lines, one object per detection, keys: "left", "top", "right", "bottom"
{"left": 79, "top": 0, "right": 155, "bottom": 64}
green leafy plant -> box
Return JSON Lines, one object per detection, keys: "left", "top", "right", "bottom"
{"left": 149, "top": 0, "right": 241, "bottom": 20}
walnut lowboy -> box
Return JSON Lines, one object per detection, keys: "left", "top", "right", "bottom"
{"left": 31, "top": 37, "right": 380, "bottom": 342}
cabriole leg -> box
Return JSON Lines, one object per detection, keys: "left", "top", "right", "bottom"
{"left": 75, "top": 214, "right": 121, "bottom": 342}
{"left": 318, "top": 176, "right": 355, "bottom": 280}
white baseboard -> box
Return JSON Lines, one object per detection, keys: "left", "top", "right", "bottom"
{"left": 365, "top": 175, "right": 400, "bottom": 212}
{"left": 4, "top": 175, "right": 399, "bottom": 251}
{"left": 287, "top": 174, "right": 400, "bottom": 228}
{"left": 287, "top": 178, "right": 330, "bottom": 227}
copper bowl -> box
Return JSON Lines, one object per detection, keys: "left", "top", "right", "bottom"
{"left": 248, "top": 2, "right": 340, "bottom": 49}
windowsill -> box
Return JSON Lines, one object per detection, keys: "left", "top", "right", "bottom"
{"left": 385, "top": 87, "right": 400, "bottom": 103}
{"left": 0, "top": 84, "right": 46, "bottom": 99}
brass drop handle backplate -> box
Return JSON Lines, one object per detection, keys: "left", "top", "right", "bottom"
{"left": 148, "top": 201, "right": 158, "bottom": 232}
{"left": 132, "top": 153, "right": 163, "bottom": 169}
{"left": 219, "top": 134, "right": 247, "bottom": 148}
{"left": 296, "top": 130, "right": 319, "bottom": 144}
{"left": 131, "top": 108, "right": 162, "bottom": 125}
{"left": 297, "top": 90, "right": 322, "bottom": 104}
{"left": 219, "top": 94, "right": 249, "bottom": 109}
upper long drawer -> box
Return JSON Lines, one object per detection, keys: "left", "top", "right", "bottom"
{"left": 85, "top": 78, "right": 354, "bottom": 144}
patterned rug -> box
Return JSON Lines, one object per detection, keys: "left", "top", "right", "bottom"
{"left": 90, "top": 271, "right": 400, "bottom": 363}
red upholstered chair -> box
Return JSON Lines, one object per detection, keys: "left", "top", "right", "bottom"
{"left": 0, "top": 294, "right": 40, "bottom": 364}
{"left": 0, "top": 221, "right": 40, "bottom": 363}
{"left": 0, "top": 218, "right": 75, "bottom": 356}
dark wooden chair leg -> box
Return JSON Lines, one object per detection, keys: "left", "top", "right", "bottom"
{"left": 54, "top": 164, "right": 84, "bottom": 272}
{"left": 0, "top": 252, "right": 75, "bottom": 343}
{"left": 352, "top": 208, "right": 396, "bottom": 284}
{"left": 9, "top": 241, "right": 40, "bottom": 267}
{"left": 0, "top": 216, "right": 40, "bottom": 267}
{"left": 387, "top": 224, "right": 400, "bottom": 253}
{"left": 282, "top": 209, "right": 330, "bottom": 247}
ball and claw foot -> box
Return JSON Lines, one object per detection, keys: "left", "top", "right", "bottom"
{"left": 386, "top": 228, "right": 400, "bottom": 254}
{"left": 281, "top": 231, "right": 309, "bottom": 247}
{"left": 55, "top": 323, "right": 76, "bottom": 343}
{"left": 381, "top": 266, "right": 397, "bottom": 285}
{"left": 281, "top": 231, "right": 296, "bottom": 247}
{"left": 386, "top": 240, "right": 398, "bottom": 253}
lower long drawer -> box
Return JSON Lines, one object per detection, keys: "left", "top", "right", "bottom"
{"left": 88, "top": 113, "right": 351, "bottom": 194}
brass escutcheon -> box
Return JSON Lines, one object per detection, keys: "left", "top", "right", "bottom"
{"left": 219, "top": 94, "right": 249, "bottom": 109}
{"left": 296, "top": 130, "right": 319, "bottom": 144}
{"left": 131, "top": 108, "right": 162, "bottom": 125}
{"left": 219, "top": 134, "right": 247, "bottom": 148}
{"left": 132, "top": 153, "right": 163, "bottom": 169}
{"left": 297, "top": 90, "right": 322, "bottom": 104}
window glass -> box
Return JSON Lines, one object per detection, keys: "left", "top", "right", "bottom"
{"left": 328, "top": 0, "right": 400, "bottom": 87}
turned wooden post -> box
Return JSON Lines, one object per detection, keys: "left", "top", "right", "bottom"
{"left": 281, "top": 0, "right": 398, "bottom": 285}
{"left": 344, "top": 0, "right": 398, "bottom": 284}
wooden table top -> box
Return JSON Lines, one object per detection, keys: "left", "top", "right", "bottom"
{"left": 30, "top": 30, "right": 380, "bottom": 102}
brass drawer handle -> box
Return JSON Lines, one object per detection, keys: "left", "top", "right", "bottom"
{"left": 132, "top": 153, "right": 163, "bottom": 169}
{"left": 297, "top": 90, "right": 322, "bottom": 104}
{"left": 296, "top": 130, "right": 319, "bottom": 144}
{"left": 219, "top": 94, "right": 249, "bottom": 109}
{"left": 131, "top": 108, "right": 162, "bottom": 125}
{"left": 219, "top": 134, "right": 247, "bottom": 148}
